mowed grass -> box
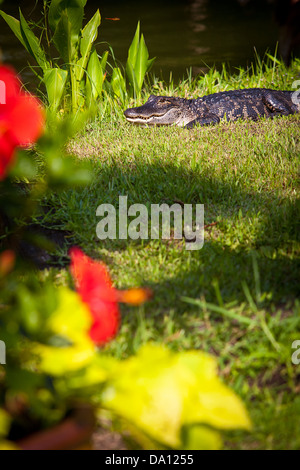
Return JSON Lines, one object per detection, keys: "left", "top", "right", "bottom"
{"left": 35, "top": 58, "right": 300, "bottom": 449}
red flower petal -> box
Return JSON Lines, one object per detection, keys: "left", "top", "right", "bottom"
{"left": 0, "top": 249, "right": 15, "bottom": 275}
{"left": 69, "top": 247, "right": 120, "bottom": 345}
{"left": 6, "top": 93, "right": 45, "bottom": 146}
{"left": 0, "top": 65, "right": 45, "bottom": 180}
{"left": 89, "top": 314, "right": 119, "bottom": 345}
{"left": 0, "top": 65, "right": 21, "bottom": 110}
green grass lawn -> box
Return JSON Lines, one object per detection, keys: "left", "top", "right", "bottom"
{"left": 34, "top": 59, "right": 300, "bottom": 449}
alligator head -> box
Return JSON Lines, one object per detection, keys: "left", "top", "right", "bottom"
{"left": 124, "top": 95, "right": 197, "bottom": 127}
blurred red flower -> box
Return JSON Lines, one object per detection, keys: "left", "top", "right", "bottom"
{"left": 70, "top": 247, "right": 120, "bottom": 345}
{"left": 0, "top": 249, "right": 15, "bottom": 276}
{"left": 0, "top": 65, "right": 45, "bottom": 180}
{"left": 69, "top": 247, "right": 152, "bottom": 345}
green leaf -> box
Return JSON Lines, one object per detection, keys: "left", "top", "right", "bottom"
{"left": 100, "top": 51, "right": 108, "bottom": 71}
{"left": 52, "top": 11, "right": 73, "bottom": 64}
{"left": 19, "top": 10, "right": 49, "bottom": 72}
{"left": 77, "top": 9, "right": 101, "bottom": 82}
{"left": 127, "top": 21, "right": 140, "bottom": 68}
{"left": 111, "top": 67, "right": 126, "bottom": 104}
{"left": 126, "top": 23, "right": 155, "bottom": 97}
{"left": 48, "top": 0, "right": 87, "bottom": 34}
{"left": 135, "top": 34, "right": 149, "bottom": 91}
{"left": 146, "top": 56, "right": 156, "bottom": 73}
{"left": 9, "top": 150, "right": 38, "bottom": 180}
{"left": 47, "top": 154, "right": 92, "bottom": 187}
{"left": 44, "top": 67, "right": 68, "bottom": 112}
{"left": 0, "top": 10, "right": 26, "bottom": 48}
{"left": 86, "top": 49, "right": 104, "bottom": 102}
{"left": 126, "top": 61, "right": 138, "bottom": 94}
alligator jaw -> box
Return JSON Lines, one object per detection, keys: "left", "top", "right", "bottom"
{"left": 124, "top": 109, "right": 181, "bottom": 126}
{"left": 124, "top": 94, "right": 191, "bottom": 127}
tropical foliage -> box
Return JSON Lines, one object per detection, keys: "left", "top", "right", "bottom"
{"left": 0, "top": 1, "right": 154, "bottom": 112}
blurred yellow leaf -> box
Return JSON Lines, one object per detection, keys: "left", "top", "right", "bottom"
{"left": 0, "top": 440, "right": 20, "bottom": 450}
{"left": 176, "top": 352, "right": 252, "bottom": 431}
{"left": 0, "top": 409, "right": 10, "bottom": 438}
{"left": 48, "top": 287, "right": 92, "bottom": 345}
{"left": 34, "top": 342, "right": 95, "bottom": 375}
{"left": 33, "top": 287, "right": 96, "bottom": 375}
{"left": 101, "top": 344, "right": 251, "bottom": 449}
{"left": 181, "top": 425, "right": 223, "bottom": 450}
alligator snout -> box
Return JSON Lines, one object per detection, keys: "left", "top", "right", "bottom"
{"left": 124, "top": 107, "right": 139, "bottom": 119}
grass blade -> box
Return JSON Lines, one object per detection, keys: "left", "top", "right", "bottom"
{"left": 181, "top": 297, "right": 254, "bottom": 326}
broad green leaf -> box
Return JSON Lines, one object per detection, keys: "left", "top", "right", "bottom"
{"left": 86, "top": 49, "right": 104, "bottom": 102}
{"left": 101, "top": 344, "right": 251, "bottom": 449}
{"left": 100, "top": 50, "right": 109, "bottom": 71}
{"left": 126, "top": 61, "right": 139, "bottom": 95}
{"left": 127, "top": 21, "right": 140, "bottom": 69}
{"left": 126, "top": 23, "right": 155, "bottom": 97}
{"left": 46, "top": 154, "right": 92, "bottom": 186}
{"left": 9, "top": 150, "right": 38, "bottom": 180}
{"left": 146, "top": 56, "right": 156, "bottom": 73}
{"left": 111, "top": 67, "right": 126, "bottom": 104}
{"left": 19, "top": 11, "right": 49, "bottom": 72}
{"left": 52, "top": 11, "right": 73, "bottom": 64}
{"left": 126, "top": 22, "right": 140, "bottom": 95}
{"left": 48, "top": 0, "right": 87, "bottom": 34}
{"left": 135, "top": 34, "right": 149, "bottom": 91}
{"left": 77, "top": 9, "right": 101, "bottom": 82}
{"left": 0, "top": 11, "right": 26, "bottom": 48}
{"left": 44, "top": 67, "right": 68, "bottom": 112}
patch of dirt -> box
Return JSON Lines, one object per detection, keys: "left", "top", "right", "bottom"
{"left": 92, "top": 428, "right": 128, "bottom": 450}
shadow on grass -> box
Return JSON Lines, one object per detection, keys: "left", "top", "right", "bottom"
{"left": 33, "top": 158, "right": 300, "bottom": 307}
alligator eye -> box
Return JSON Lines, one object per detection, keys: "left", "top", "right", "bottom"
{"left": 157, "top": 97, "right": 171, "bottom": 105}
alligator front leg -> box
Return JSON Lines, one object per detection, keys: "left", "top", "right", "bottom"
{"left": 262, "top": 92, "right": 293, "bottom": 116}
{"left": 185, "top": 113, "right": 220, "bottom": 128}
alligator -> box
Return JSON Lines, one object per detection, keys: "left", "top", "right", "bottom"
{"left": 124, "top": 88, "right": 300, "bottom": 128}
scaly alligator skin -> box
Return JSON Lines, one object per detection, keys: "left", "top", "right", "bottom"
{"left": 124, "top": 89, "right": 300, "bottom": 128}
